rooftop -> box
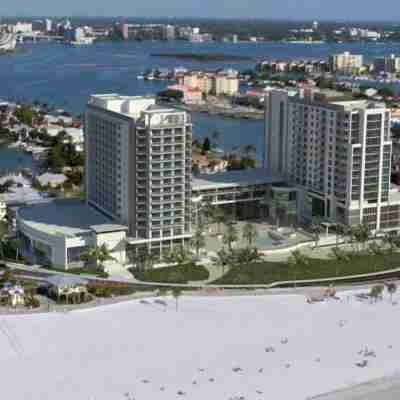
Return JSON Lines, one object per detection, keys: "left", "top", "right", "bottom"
{"left": 18, "top": 200, "right": 126, "bottom": 237}
{"left": 88, "top": 94, "right": 182, "bottom": 119}
{"left": 192, "top": 168, "right": 284, "bottom": 190}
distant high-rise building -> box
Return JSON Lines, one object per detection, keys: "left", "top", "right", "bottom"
{"left": 329, "top": 52, "right": 363, "bottom": 74}
{"left": 373, "top": 54, "right": 400, "bottom": 74}
{"left": 45, "top": 19, "right": 52, "bottom": 33}
{"left": 264, "top": 89, "right": 399, "bottom": 231}
{"left": 121, "top": 23, "right": 129, "bottom": 40}
{"left": 312, "top": 21, "right": 319, "bottom": 31}
{"left": 85, "top": 95, "right": 193, "bottom": 259}
{"left": 162, "top": 25, "right": 175, "bottom": 41}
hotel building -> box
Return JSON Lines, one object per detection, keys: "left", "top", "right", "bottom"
{"left": 85, "top": 95, "right": 193, "bottom": 259}
{"left": 264, "top": 89, "right": 400, "bottom": 231}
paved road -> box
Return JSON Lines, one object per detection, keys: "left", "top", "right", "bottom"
{"left": 6, "top": 261, "right": 400, "bottom": 290}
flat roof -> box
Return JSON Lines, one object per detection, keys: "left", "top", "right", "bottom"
{"left": 18, "top": 200, "right": 126, "bottom": 237}
{"left": 192, "top": 168, "right": 284, "bottom": 191}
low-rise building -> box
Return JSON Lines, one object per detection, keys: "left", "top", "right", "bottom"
{"left": 17, "top": 200, "right": 127, "bottom": 270}
{"left": 192, "top": 153, "right": 228, "bottom": 174}
{"left": 177, "top": 71, "right": 239, "bottom": 97}
{"left": 167, "top": 84, "right": 203, "bottom": 104}
{"left": 36, "top": 173, "right": 67, "bottom": 188}
{"left": 0, "top": 283, "right": 25, "bottom": 307}
{"left": 192, "top": 168, "right": 295, "bottom": 221}
{"left": 47, "top": 275, "right": 88, "bottom": 302}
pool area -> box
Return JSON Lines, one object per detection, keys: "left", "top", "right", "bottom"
{"left": 204, "top": 221, "right": 312, "bottom": 253}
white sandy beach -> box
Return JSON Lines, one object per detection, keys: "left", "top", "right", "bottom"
{"left": 0, "top": 290, "right": 399, "bottom": 400}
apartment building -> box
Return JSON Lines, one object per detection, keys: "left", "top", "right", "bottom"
{"left": 329, "top": 52, "right": 363, "bottom": 74}
{"left": 264, "top": 89, "right": 400, "bottom": 231}
{"left": 214, "top": 72, "right": 240, "bottom": 96}
{"left": 177, "top": 72, "right": 214, "bottom": 95}
{"left": 177, "top": 71, "right": 239, "bottom": 96}
{"left": 85, "top": 94, "right": 193, "bottom": 259}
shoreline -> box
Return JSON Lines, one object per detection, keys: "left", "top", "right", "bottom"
{"left": 182, "top": 103, "right": 264, "bottom": 120}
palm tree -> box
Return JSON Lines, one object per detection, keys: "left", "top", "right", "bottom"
{"left": 81, "top": 243, "right": 115, "bottom": 270}
{"left": 223, "top": 222, "right": 238, "bottom": 252}
{"left": 242, "top": 223, "right": 258, "bottom": 247}
{"left": 162, "top": 248, "right": 175, "bottom": 264}
{"left": 211, "top": 248, "right": 230, "bottom": 275}
{"left": 286, "top": 206, "right": 297, "bottom": 228}
{"left": 382, "top": 232, "right": 400, "bottom": 254}
{"left": 287, "top": 250, "right": 310, "bottom": 287}
{"left": 172, "top": 287, "right": 182, "bottom": 311}
{"left": 370, "top": 284, "right": 384, "bottom": 303}
{"left": 191, "top": 225, "right": 206, "bottom": 259}
{"left": 309, "top": 217, "right": 323, "bottom": 248}
{"left": 368, "top": 241, "right": 385, "bottom": 256}
{"left": 10, "top": 237, "right": 22, "bottom": 261}
{"left": 241, "top": 144, "right": 256, "bottom": 159}
{"left": 272, "top": 194, "right": 288, "bottom": 228}
{"left": 353, "top": 223, "right": 371, "bottom": 253}
{"left": 0, "top": 237, "right": 5, "bottom": 261}
{"left": 329, "top": 246, "right": 349, "bottom": 263}
{"left": 211, "top": 130, "right": 221, "bottom": 150}
{"left": 386, "top": 282, "right": 397, "bottom": 304}
{"left": 235, "top": 247, "right": 262, "bottom": 266}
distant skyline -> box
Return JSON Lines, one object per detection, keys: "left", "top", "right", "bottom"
{"left": 1, "top": 0, "right": 400, "bottom": 21}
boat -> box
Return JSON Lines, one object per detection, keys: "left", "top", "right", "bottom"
{"left": 137, "top": 75, "right": 144, "bottom": 80}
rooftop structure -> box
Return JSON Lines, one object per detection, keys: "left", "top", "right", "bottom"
{"left": 193, "top": 168, "right": 284, "bottom": 191}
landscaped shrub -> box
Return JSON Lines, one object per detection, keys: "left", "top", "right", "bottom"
{"left": 88, "top": 284, "right": 137, "bottom": 297}
{"left": 133, "top": 263, "right": 209, "bottom": 284}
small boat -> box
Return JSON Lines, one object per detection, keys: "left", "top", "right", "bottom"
{"left": 137, "top": 75, "right": 144, "bottom": 80}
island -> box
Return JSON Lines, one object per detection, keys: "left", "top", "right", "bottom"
{"left": 150, "top": 52, "right": 254, "bottom": 62}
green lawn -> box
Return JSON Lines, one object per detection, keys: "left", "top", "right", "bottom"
{"left": 212, "top": 252, "right": 400, "bottom": 285}
{"left": 132, "top": 263, "right": 210, "bottom": 284}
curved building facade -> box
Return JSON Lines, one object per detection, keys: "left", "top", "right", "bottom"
{"left": 0, "top": 32, "right": 16, "bottom": 51}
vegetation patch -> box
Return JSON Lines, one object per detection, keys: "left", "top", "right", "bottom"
{"left": 88, "top": 283, "right": 138, "bottom": 297}
{"left": 132, "top": 263, "right": 209, "bottom": 284}
{"left": 212, "top": 252, "right": 400, "bottom": 285}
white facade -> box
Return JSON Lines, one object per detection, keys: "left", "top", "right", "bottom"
{"left": 265, "top": 89, "right": 399, "bottom": 231}
{"left": 0, "top": 32, "right": 16, "bottom": 51}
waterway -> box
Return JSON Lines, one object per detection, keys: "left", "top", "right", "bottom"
{"left": 1, "top": 40, "right": 400, "bottom": 172}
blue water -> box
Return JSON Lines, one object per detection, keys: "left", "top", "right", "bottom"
{"left": 0, "top": 146, "right": 38, "bottom": 174}
{"left": 1, "top": 40, "right": 399, "bottom": 171}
